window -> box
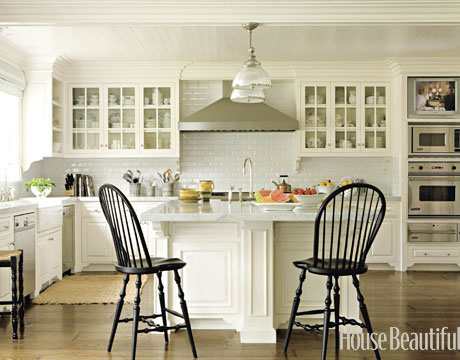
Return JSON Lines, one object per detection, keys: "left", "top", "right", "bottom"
{"left": 0, "top": 90, "right": 21, "bottom": 182}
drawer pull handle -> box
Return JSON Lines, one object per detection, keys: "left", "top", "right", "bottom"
{"left": 93, "top": 209, "right": 101, "bottom": 213}
{"left": 2, "top": 225, "right": 9, "bottom": 230}
{"left": 48, "top": 237, "right": 54, "bottom": 241}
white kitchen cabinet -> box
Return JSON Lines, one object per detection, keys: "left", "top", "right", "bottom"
{"left": 361, "top": 84, "right": 389, "bottom": 152}
{"left": 301, "top": 84, "right": 331, "bottom": 152}
{"left": 331, "top": 84, "right": 360, "bottom": 152}
{"left": 78, "top": 201, "right": 164, "bottom": 269}
{"left": 67, "top": 82, "right": 179, "bottom": 157}
{"left": 299, "top": 82, "right": 390, "bottom": 155}
{"left": 69, "top": 85, "right": 104, "bottom": 153}
{"left": 36, "top": 228, "right": 62, "bottom": 291}
{"left": 104, "top": 84, "right": 138, "bottom": 153}
{"left": 366, "top": 200, "right": 400, "bottom": 267}
{"left": 81, "top": 217, "right": 114, "bottom": 264}
{"left": 0, "top": 235, "right": 14, "bottom": 311}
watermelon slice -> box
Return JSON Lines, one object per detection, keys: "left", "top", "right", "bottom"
{"left": 259, "top": 189, "right": 271, "bottom": 197}
{"left": 270, "top": 188, "right": 291, "bottom": 203}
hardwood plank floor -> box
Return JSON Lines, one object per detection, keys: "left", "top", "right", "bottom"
{"left": 1, "top": 271, "right": 460, "bottom": 359}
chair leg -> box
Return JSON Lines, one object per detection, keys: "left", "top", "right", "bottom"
{"left": 333, "top": 276, "right": 340, "bottom": 351}
{"left": 108, "top": 274, "right": 129, "bottom": 352}
{"left": 157, "top": 272, "right": 169, "bottom": 343}
{"left": 10, "top": 256, "right": 18, "bottom": 340}
{"left": 321, "top": 276, "right": 333, "bottom": 360}
{"left": 174, "top": 269, "right": 197, "bottom": 358}
{"left": 18, "top": 252, "right": 24, "bottom": 332}
{"left": 283, "top": 268, "right": 307, "bottom": 353}
{"left": 352, "top": 275, "right": 381, "bottom": 360}
{"left": 131, "top": 274, "right": 142, "bottom": 360}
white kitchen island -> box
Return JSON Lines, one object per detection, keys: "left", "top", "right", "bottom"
{"left": 140, "top": 200, "right": 361, "bottom": 344}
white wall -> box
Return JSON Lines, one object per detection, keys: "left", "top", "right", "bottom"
{"left": 21, "top": 132, "right": 399, "bottom": 197}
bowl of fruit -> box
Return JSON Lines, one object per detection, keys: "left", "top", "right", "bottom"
{"left": 316, "top": 179, "right": 336, "bottom": 195}
{"left": 292, "top": 188, "right": 325, "bottom": 206}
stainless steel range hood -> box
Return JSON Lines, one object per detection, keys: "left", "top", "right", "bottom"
{"left": 179, "top": 81, "right": 299, "bottom": 132}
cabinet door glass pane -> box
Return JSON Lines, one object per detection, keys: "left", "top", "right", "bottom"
{"left": 347, "top": 86, "right": 357, "bottom": 105}
{"left": 365, "top": 86, "right": 375, "bottom": 104}
{"left": 108, "top": 132, "right": 121, "bottom": 150}
{"left": 376, "top": 87, "right": 386, "bottom": 104}
{"left": 87, "top": 133, "right": 100, "bottom": 150}
{"left": 376, "top": 131, "right": 386, "bottom": 149}
{"left": 377, "top": 108, "right": 386, "bottom": 127}
{"left": 73, "top": 110, "right": 85, "bottom": 129}
{"left": 73, "top": 88, "right": 85, "bottom": 106}
{"left": 159, "top": 132, "right": 171, "bottom": 149}
{"left": 108, "top": 110, "right": 121, "bottom": 128}
{"left": 346, "top": 108, "right": 356, "bottom": 127}
{"left": 73, "top": 132, "right": 85, "bottom": 150}
{"left": 158, "top": 109, "right": 171, "bottom": 128}
{"left": 122, "top": 87, "right": 135, "bottom": 106}
{"left": 144, "top": 132, "right": 157, "bottom": 149}
{"left": 123, "top": 131, "right": 136, "bottom": 150}
{"left": 158, "top": 87, "right": 171, "bottom": 106}
{"left": 144, "top": 109, "right": 156, "bottom": 128}
{"left": 347, "top": 131, "right": 357, "bottom": 148}
{"left": 108, "top": 88, "right": 120, "bottom": 106}
{"left": 122, "top": 109, "right": 135, "bottom": 129}
{"left": 87, "top": 88, "right": 99, "bottom": 106}
{"left": 87, "top": 109, "right": 99, "bottom": 128}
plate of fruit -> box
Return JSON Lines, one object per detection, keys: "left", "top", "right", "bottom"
{"left": 292, "top": 187, "right": 325, "bottom": 206}
{"left": 253, "top": 189, "right": 301, "bottom": 211}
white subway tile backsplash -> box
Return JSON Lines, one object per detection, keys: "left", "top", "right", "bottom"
{"left": 21, "top": 132, "right": 400, "bottom": 197}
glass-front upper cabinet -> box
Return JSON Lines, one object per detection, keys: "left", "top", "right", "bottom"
{"left": 332, "top": 84, "right": 359, "bottom": 152}
{"left": 141, "top": 85, "right": 173, "bottom": 152}
{"left": 301, "top": 84, "right": 330, "bottom": 152}
{"left": 362, "top": 84, "right": 389, "bottom": 152}
{"left": 70, "top": 86, "right": 103, "bottom": 152}
{"left": 105, "top": 85, "right": 137, "bottom": 152}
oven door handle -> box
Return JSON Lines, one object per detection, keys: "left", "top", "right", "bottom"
{"left": 409, "top": 230, "right": 457, "bottom": 235}
{"left": 409, "top": 176, "right": 460, "bottom": 181}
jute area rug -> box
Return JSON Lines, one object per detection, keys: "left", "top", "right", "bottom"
{"left": 32, "top": 274, "right": 149, "bottom": 305}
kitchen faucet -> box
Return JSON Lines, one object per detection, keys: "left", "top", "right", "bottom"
{"left": 243, "top": 157, "right": 254, "bottom": 200}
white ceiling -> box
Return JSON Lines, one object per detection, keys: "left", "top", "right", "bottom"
{"left": 2, "top": 24, "right": 460, "bottom": 62}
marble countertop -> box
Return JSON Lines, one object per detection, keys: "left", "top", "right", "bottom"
{"left": 140, "top": 200, "right": 323, "bottom": 222}
{"left": 140, "top": 195, "right": 402, "bottom": 222}
{"left": 77, "top": 196, "right": 177, "bottom": 202}
{"left": 0, "top": 195, "right": 176, "bottom": 217}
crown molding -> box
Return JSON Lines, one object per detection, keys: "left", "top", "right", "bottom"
{"left": 65, "top": 61, "right": 187, "bottom": 82}
{"left": 1, "top": 1, "right": 460, "bottom": 26}
{"left": 386, "top": 57, "right": 460, "bottom": 76}
{"left": 0, "top": 36, "right": 26, "bottom": 69}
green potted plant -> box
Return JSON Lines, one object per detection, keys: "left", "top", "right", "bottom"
{"left": 25, "top": 178, "right": 56, "bottom": 199}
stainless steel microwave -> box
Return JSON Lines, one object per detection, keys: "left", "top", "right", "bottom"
{"left": 410, "top": 126, "right": 460, "bottom": 154}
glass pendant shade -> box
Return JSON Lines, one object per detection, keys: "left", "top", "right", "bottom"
{"left": 230, "top": 88, "right": 265, "bottom": 103}
{"left": 232, "top": 63, "right": 271, "bottom": 91}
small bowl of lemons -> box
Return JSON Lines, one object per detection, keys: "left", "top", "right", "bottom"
{"left": 316, "top": 179, "right": 336, "bottom": 195}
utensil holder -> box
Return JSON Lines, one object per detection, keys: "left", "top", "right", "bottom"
{"left": 129, "top": 183, "right": 141, "bottom": 197}
{"left": 146, "top": 185, "right": 155, "bottom": 197}
{"left": 162, "top": 183, "right": 174, "bottom": 197}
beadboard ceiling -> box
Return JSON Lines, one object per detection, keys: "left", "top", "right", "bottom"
{"left": 2, "top": 24, "right": 460, "bottom": 62}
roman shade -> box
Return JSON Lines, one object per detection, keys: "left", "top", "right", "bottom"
{"left": 0, "top": 59, "right": 25, "bottom": 97}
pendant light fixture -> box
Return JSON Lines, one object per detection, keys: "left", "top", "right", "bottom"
{"left": 230, "top": 88, "right": 265, "bottom": 103}
{"left": 232, "top": 23, "right": 271, "bottom": 93}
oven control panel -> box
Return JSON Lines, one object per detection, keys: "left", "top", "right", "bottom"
{"left": 409, "top": 162, "right": 460, "bottom": 175}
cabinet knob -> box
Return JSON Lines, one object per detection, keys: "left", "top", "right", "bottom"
{"left": 141, "top": 144, "right": 144, "bottom": 148}
{"left": 105, "top": 144, "right": 108, "bottom": 148}
{"left": 3, "top": 225, "right": 9, "bottom": 229}
{"left": 100, "top": 144, "right": 103, "bottom": 148}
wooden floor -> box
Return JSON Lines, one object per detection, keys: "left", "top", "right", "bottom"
{"left": 1, "top": 271, "right": 460, "bottom": 359}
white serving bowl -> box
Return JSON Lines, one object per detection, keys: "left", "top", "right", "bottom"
{"left": 294, "top": 194, "right": 325, "bottom": 206}
{"left": 316, "top": 185, "right": 336, "bottom": 195}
